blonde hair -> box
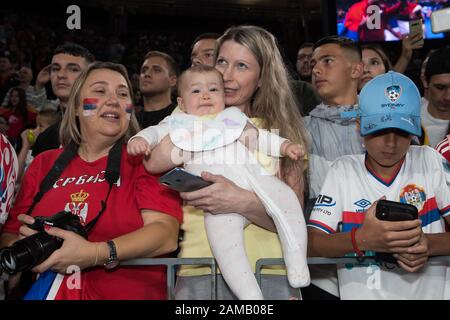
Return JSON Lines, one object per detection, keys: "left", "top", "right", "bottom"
{"left": 216, "top": 25, "right": 309, "bottom": 183}
{"left": 60, "top": 61, "right": 140, "bottom": 146}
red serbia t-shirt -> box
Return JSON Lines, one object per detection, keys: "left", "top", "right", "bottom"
{"left": 3, "top": 145, "right": 182, "bottom": 300}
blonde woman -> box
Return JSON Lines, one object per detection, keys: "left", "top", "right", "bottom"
{"left": 174, "top": 25, "right": 310, "bottom": 300}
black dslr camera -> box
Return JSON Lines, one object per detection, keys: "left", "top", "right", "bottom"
{"left": 0, "top": 211, "right": 87, "bottom": 275}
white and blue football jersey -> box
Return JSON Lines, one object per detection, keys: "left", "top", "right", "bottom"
{"left": 308, "top": 146, "right": 450, "bottom": 299}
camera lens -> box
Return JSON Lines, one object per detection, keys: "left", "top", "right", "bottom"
{"left": 0, "top": 249, "right": 17, "bottom": 273}
{"left": 0, "top": 232, "right": 62, "bottom": 275}
{"left": 0, "top": 212, "right": 86, "bottom": 275}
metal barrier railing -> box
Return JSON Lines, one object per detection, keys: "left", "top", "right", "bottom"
{"left": 122, "top": 258, "right": 217, "bottom": 300}
{"left": 122, "top": 256, "right": 450, "bottom": 300}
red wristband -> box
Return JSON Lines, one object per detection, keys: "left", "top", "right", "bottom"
{"left": 351, "top": 227, "right": 364, "bottom": 257}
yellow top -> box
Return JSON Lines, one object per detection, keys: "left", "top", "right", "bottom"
{"left": 177, "top": 117, "right": 286, "bottom": 276}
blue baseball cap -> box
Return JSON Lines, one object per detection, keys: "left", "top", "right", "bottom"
{"left": 343, "top": 71, "right": 421, "bottom": 137}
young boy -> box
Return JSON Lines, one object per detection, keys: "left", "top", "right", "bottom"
{"left": 17, "top": 110, "right": 61, "bottom": 181}
{"left": 127, "top": 65, "right": 310, "bottom": 299}
{"left": 303, "top": 35, "right": 364, "bottom": 299}
{"left": 308, "top": 71, "right": 450, "bottom": 299}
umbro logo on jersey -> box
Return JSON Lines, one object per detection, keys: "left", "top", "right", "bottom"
{"left": 315, "top": 194, "right": 336, "bottom": 207}
{"left": 354, "top": 199, "right": 371, "bottom": 209}
{"left": 354, "top": 198, "right": 371, "bottom": 213}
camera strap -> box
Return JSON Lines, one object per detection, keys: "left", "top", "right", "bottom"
{"left": 26, "top": 141, "right": 79, "bottom": 216}
{"left": 85, "top": 139, "right": 122, "bottom": 233}
{"left": 26, "top": 138, "right": 123, "bottom": 234}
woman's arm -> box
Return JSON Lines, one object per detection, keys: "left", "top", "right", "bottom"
{"left": 107, "top": 210, "right": 180, "bottom": 260}
{"left": 31, "top": 209, "right": 180, "bottom": 274}
{"left": 393, "top": 33, "right": 423, "bottom": 73}
{"left": 180, "top": 152, "right": 306, "bottom": 233}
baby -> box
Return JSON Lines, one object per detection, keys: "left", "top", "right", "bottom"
{"left": 128, "top": 65, "right": 310, "bottom": 299}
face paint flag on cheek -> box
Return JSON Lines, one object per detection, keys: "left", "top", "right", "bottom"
{"left": 125, "top": 104, "right": 133, "bottom": 121}
{"left": 82, "top": 98, "right": 99, "bottom": 117}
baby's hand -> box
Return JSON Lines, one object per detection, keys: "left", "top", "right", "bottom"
{"left": 127, "top": 137, "right": 151, "bottom": 156}
{"left": 282, "top": 142, "right": 305, "bottom": 160}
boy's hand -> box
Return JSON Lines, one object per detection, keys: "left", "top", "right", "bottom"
{"left": 393, "top": 233, "right": 429, "bottom": 273}
{"left": 282, "top": 141, "right": 305, "bottom": 160}
{"left": 127, "top": 137, "right": 151, "bottom": 156}
{"left": 356, "top": 197, "right": 422, "bottom": 253}
{"left": 20, "top": 128, "right": 39, "bottom": 147}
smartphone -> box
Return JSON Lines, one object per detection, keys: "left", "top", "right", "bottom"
{"left": 159, "top": 167, "right": 212, "bottom": 192}
{"left": 375, "top": 200, "right": 418, "bottom": 264}
{"left": 408, "top": 19, "right": 424, "bottom": 46}
{"left": 431, "top": 7, "right": 450, "bottom": 33}
{"left": 375, "top": 200, "right": 418, "bottom": 221}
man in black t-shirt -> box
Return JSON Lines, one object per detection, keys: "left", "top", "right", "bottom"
{"left": 136, "top": 51, "right": 179, "bottom": 129}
